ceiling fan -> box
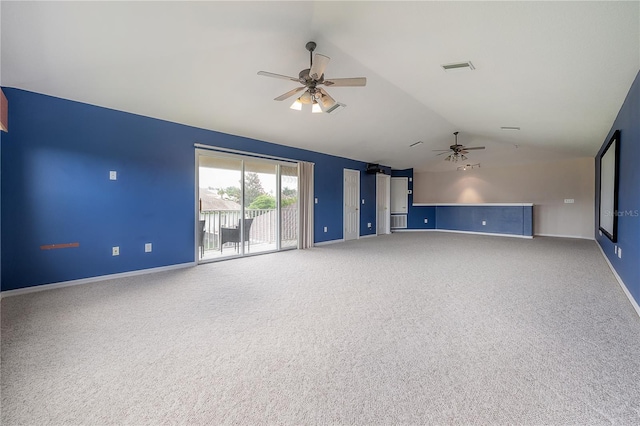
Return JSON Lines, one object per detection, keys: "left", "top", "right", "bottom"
{"left": 433, "top": 132, "right": 485, "bottom": 162}
{"left": 257, "top": 41, "right": 366, "bottom": 114}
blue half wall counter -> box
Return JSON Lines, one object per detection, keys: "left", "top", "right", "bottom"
{"left": 415, "top": 203, "right": 534, "bottom": 237}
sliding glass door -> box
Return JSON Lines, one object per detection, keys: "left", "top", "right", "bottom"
{"left": 244, "top": 160, "right": 277, "bottom": 255}
{"left": 198, "top": 155, "right": 243, "bottom": 260}
{"left": 196, "top": 150, "right": 298, "bottom": 262}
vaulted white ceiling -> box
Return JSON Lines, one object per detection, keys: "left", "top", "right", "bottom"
{"left": 2, "top": 1, "right": 638, "bottom": 171}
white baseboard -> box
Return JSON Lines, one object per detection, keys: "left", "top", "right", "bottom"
{"left": 535, "top": 233, "right": 594, "bottom": 240}
{"left": 596, "top": 243, "right": 640, "bottom": 318}
{"left": 394, "top": 228, "right": 532, "bottom": 239}
{"left": 1, "top": 262, "right": 196, "bottom": 299}
{"left": 314, "top": 238, "right": 345, "bottom": 247}
{"left": 359, "top": 234, "right": 377, "bottom": 239}
{"left": 392, "top": 228, "right": 436, "bottom": 232}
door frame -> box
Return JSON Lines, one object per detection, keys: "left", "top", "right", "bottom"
{"left": 376, "top": 173, "right": 391, "bottom": 235}
{"left": 343, "top": 168, "right": 360, "bottom": 241}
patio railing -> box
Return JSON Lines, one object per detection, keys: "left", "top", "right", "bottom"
{"left": 200, "top": 207, "right": 297, "bottom": 251}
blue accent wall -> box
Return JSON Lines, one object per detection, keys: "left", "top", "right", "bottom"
{"left": 595, "top": 70, "right": 640, "bottom": 306}
{"left": 1, "top": 88, "right": 383, "bottom": 291}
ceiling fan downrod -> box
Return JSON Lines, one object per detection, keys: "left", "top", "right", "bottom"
{"left": 306, "top": 41, "right": 316, "bottom": 68}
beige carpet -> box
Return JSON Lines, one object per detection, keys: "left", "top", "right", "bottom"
{"left": 2, "top": 233, "right": 640, "bottom": 425}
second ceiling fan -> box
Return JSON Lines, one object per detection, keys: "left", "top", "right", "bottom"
{"left": 258, "top": 41, "right": 366, "bottom": 113}
{"left": 433, "top": 132, "right": 485, "bottom": 162}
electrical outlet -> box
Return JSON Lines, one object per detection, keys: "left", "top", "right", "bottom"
{"left": 424, "top": 218, "right": 428, "bottom": 224}
{"left": 324, "top": 226, "right": 327, "bottom": 233}
{"left": 315, "top": 198, "right": 318, "bottom": 204}
{"left": 482, "top": 220, "right": 486, "bottom": 226}
{"left": 362, "top": 199, "right": 365, "bottom": 204}
{"left": 618, "top": 248, "right": 622, "bottom": 258}
{"left": 564, "top": 198, "right": 574, "bottom": 204}
{"left": 109, "top": 171, "right": 117, "bottom": 180}
{"left": 367, "top": 222, "right": 371, "bottom": 228}
{"left": 145, "top": 243, "right": 152, "bottom": 253}
{"left": 112, "top": 246, "right": 119, "bottom": 256}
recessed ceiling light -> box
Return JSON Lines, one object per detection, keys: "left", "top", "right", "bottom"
{"left": 409, "top": 141, "right": 423, "bottom": 148}
{"left": 501, "top": 126, "right": 521, "bottom": 130}
{"left": 441, "top": 61, "right": 475, "bottom": 72}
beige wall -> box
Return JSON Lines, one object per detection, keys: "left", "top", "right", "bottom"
{"left": 414, "top": 157, "right": 595, "bottom": 238}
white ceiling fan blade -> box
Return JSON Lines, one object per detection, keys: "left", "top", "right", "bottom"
{"left": 323, "top": 77, "right": 367, "bottom": 87}
{"left": 309, "top": 54, "right": 330, "bottom": 80}
{"left": 274, "top": 86, "right": 306, "bottom": 101}
{"left": 464, "top": 146, "right": 485, "bottom": 150}
{"left": 257, "top": 71, "right": 300, "bottom": 83}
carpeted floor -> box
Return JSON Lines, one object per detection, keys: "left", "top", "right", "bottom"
{"left": 2, "top": 233, "right": 640, "bottom": 425}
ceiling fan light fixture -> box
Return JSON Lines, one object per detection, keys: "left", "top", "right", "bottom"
{"left": 290, "top": 99, "right": 302, "bottom": 111}
{"left": 457, "top": 163, "right": 480, "bottom": 171}
{"left": 312, "top": 101, "right": 322, "bottom": 113}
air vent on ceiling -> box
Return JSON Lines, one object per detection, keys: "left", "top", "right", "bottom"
{"left": 325, "top": 102, "right": 346, "bottom": 115}
{"left": 441, "top": 61, "right": 475, "bottom": 72}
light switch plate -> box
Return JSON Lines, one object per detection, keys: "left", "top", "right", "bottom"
{"left": 145, "top": 243, "right": 152, "bottom": 253}
{"left": 109, "top": 171, "right": 117, "bottom": 180}
{"left": 564, "top": 198, "right": 574, "bottom": 204}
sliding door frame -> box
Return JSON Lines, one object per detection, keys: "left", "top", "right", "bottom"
{"left": 195, "top": 148, "right": 299, "bottom": 263}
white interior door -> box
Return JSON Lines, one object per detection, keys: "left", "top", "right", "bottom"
{"left": 343, "top": 169, "right": 360, "bottom": 241}
{"left": 376, "top": 173, "right": 391, "bottom": 235}
{"left": 391, "top": 177, "right": 408, "bottom": 214}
